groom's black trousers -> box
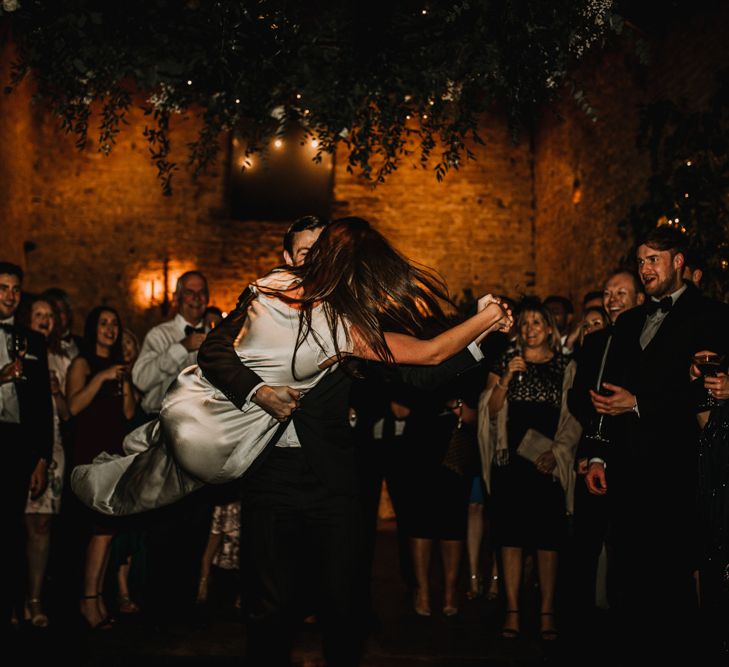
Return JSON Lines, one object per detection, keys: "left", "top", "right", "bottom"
{"left": 241, "top": 447, "right": 364, "bottom": 667}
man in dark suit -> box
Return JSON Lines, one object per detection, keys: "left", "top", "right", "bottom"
{"left": 199, "top": 293, "right": 484, "bottom": 666}
{"left": 197, "top": 220, "right": 490, "bottom": 666}
{"left": 566, "top": 269, "right": 644, "bottom": 620}
{"left": 0, "top": 262, "right": 53, "bottom": 629}
{"left": 582, "top": 229, "right": 729, "bottom": 656}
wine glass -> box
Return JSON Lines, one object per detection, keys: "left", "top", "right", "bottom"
{"left": 7, "top": 330, "right": 28, "bottom": 381}
{"left": 693, "top": 352, "right": 723, "bottom": 409}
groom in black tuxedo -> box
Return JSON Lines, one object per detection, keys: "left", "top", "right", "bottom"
{"left": 198, "top": 219, "right": 489, "bottom": 666}
{"left": 582, "top": 228, "right": 729, "bottom": 656}
{"left": 0, "top": 262, "right": 53, "bottom": 629}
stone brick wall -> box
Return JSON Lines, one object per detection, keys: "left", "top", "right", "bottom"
{"left": 2, "top": 3, "right": 728, "bottom": 343}
{"left": 333, "top": 119, "right": 536, "bottom": 302}
{"left": 1, "top": 47, "right": 534, "bottom": 340}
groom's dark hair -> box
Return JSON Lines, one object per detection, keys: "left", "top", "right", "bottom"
{"left": 283, "top": 216, "right": 329, "bottom": 255}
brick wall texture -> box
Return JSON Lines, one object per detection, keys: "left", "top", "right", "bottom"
{"left": 2, "top": 5, "right": 728, "bottom": 341}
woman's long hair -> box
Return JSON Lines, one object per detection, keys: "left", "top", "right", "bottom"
{"left": 81, "top": 306, "right": 124, "bottom": 363}
{"left": 261, "top": 217, "right": 454, "bottom": 371}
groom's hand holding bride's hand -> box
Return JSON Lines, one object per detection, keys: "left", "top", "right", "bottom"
{"left": 253, "top": 385, "right": 301, "bottom": 421}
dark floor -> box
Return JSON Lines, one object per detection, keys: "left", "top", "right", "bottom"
{"left": 13, "top": 521, "right": 583, "bottom": 666}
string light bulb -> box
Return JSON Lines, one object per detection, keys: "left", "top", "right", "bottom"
{"left": 310, "top": 139, "right": 318, "bottom": 148}
{"left": 274, "top": 139, "right": 283, "bottom": 149}
{"left": 686, "top": 160, "right": 692, "bottom": 166}
{"left": 296, "top": 93, "right": 302, "bottom": 100}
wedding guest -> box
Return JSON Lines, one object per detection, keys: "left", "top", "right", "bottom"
{"left": 583, "top": 227, "right": 729, "bottom": 658}
{"left": 19, "top": 296, "right": 71, "bottom": 627}
{"left": 112, "top": 327, "right": 144, "bottom": 615}
{"left": 544, "top": 295, "right": 574, "bottom": 352}
{"left": 682, "top": 248, "right": 705, "bottom": 288}
{"left": 483, "top": 299, "right": 575, "bottom": 641}
{"left": 0, "top": 262, "right": 53, "bottom": 630}
{"left": 691, "top": 351, "right": 729, "bottom": 659}
{"left": 66, "top": 306, "right": 136, "bottom": 629}
{"left": 131, "top": 271, "right": 214, "bottom": 625}
{"left": 132, "top": 270, "right": 209, "bottom": 418}
{"left": 43, "top": 287, "right": 81, "bottom": 360}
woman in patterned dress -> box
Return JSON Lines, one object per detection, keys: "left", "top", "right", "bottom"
{"left": 485, "top": 300, "right": 571, "bottom": 641}
{"left": 21, "top": 296, "right": 71, "bottom": 627}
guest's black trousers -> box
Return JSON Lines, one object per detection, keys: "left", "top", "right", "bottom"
{"left": 241, "top": 447, "right": 364, "bottom": 667}
{"left": 1, "top": 422, "right": 34, "bottom": 630}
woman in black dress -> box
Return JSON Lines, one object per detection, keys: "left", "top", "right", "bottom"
{"left": 66, "top": 306, "right": 136, "bottom": 629}
{"left": 693, "top": 356, "right": 729, "bottom": 657}
{"left": 486, "top": 299, "right": 570, "bottom": 641}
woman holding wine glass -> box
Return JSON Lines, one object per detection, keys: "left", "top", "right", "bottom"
{"left": 66, "top": 306, "right": 137, "bottom": 630}
{"left": 690, "top": 349, "right": 728, "bottom": 658}
{"left": 484, "top": 299, "right": 573, "bottom": 641}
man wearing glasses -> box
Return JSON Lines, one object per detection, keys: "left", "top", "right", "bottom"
{"left": 132, "top": 271, "right": 210, "bottom": 419}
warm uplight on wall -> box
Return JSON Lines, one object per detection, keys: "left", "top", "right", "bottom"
{"left": 132, "top": 262, "right": 197, "bottom": 311}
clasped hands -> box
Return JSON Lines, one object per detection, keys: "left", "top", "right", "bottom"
{"left": 476, "top": 294, "right": 514, "bottom": 341}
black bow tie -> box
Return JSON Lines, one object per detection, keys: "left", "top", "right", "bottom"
{"left": 185, "top": 325, "right": 205, "bottom": 336}
{"left": 646, "top": 297, "right": 673, "bottom": 316}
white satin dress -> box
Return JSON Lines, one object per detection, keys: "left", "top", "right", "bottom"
{"left": 71, "top": 272, "right": 349, "bottom": 515}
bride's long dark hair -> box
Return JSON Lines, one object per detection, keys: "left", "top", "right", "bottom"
{"left": 260, "top": 217, "right": 453, "bottom": 369}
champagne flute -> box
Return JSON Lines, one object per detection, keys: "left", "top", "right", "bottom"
{"left": 8, "top": 330, "right": 28, "bottom": 381}
{"left": 584, "top": 335, "right": 613, "bottom": 445}
{"left": 514, "top": 341, "right": 524, "bottom": 383}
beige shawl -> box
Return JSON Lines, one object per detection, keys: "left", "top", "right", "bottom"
{"left": 477, "top": 360, "right": 582, "bottom": 513}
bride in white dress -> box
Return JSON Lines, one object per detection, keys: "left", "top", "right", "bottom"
{"left": 72, "top": 218, "right": 512, "bottom": 515}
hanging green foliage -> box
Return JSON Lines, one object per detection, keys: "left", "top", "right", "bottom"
{"left": 1, "top": 0, "right": 619, "bottom": 194}
{"left": 618, "top": 69, "right": 729, "bottom": 299}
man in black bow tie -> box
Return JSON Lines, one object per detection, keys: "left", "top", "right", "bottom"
{"left": 130, "top": 270, "right": 211, "bottom": 624}
{"left": 132, "top": 270, "right": 210, "bottom": 418}
{"left": 0, "top": 262, "right": 53, "bottom": 629}
{"left": 582, "top": 228, "right": 729, "bottom": 657}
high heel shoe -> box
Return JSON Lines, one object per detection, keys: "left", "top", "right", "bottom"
{"left": 500, "top": 609, "right": 520, "bottom": 640}
{"left": 27, "top": 598, "right": 49, "bottom": 628}
{"left": 80, "top": 594, "right": 113, "bottom": 631}
{"left": 539, "top": 611, "right": 559, "bottom": 641}
{"left": 413, "top": 590, "right": 431, "bottom": 617}
{"left": 117, "top": 594, "right": 140, "bottom": 614}
{"left": 465, "top": 574, "right": 484, "bottom": 600}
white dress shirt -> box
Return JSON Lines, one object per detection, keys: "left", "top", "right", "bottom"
{"left": 132, "top": 313, "right": 203, "bottom": 415}
{"left": 0, "top": 316, "right": 21, "bottom": 423}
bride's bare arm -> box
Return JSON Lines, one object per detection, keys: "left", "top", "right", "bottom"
{"left": 352, "top": 300, "right": 510, "bottom": 365}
